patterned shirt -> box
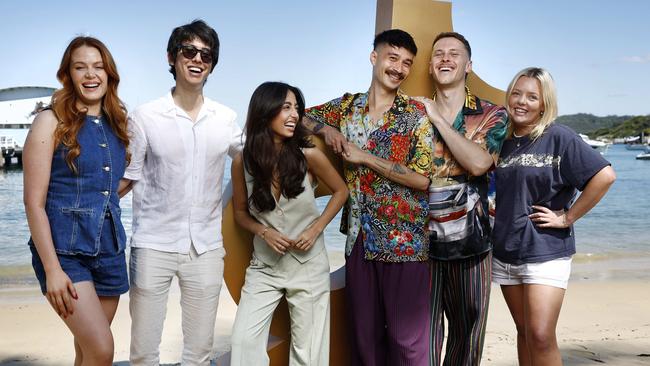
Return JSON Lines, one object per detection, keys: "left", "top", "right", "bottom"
{"left": 428, "top": 88, "right": 509, "bottom": 260}
{"left": 430, "top": 88, "right": 508, "bottom": 179}
{"left": 306, "top": 90, "right": 433, "bottom": 262}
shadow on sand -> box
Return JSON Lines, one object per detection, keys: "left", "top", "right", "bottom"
{"left": 561, "top": 342, "right": 650, "bottom": 365}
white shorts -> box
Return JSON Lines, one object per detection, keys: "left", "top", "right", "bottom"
{"left": 492, "top": 256, "right": 572, "bottom": 289}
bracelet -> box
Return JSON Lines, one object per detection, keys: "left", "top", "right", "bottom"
{"left": 260, "top": 227, "right": 269, "bottom": 240}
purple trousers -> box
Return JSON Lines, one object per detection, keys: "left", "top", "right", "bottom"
{"left": 345, "top": 234, "right": 431, "bottom": 366}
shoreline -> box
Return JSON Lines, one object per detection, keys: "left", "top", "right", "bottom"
{"left": 2, "top": 248, "right": 650, "bottom": 285}
{"left": 1, "top": 251, "right": 650, "bottom": 365}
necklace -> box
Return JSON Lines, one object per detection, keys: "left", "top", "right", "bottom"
{"left": 513, "top": 131, "right": 526, "bottom": 147}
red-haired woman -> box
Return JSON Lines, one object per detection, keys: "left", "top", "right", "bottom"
{"left": 23, "top": 36, "right": 130, "bottom": 365}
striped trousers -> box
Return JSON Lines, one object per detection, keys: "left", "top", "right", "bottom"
{"left": 429, "top": 251, "right": 491, "bottom": 366}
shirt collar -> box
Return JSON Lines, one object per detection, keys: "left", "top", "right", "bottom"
{"left": 356, "top": 89, "right": 410, "bottom": 112}
{"left": 164, "top": 88, "right": 217, "bottom": 117}
{"left": 432, "top": 86, "right": 483, "bottom": 116}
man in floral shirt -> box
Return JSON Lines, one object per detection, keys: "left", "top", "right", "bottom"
{"left": 303, "top": 29, "right": 433, "bottom": 365}
{"left": 416, "top": 32, "right": 508, "bottom": 366}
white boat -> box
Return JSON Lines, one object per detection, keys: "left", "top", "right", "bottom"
{"left": 636, "top": 153, "right": 650, "bottom": 160}
{"left": 579, "top": 134, "right": 609, "bottom": 154}
{"left": 636, "top": 146, "right": 650, "bottom": 160}
{"left": 625, "top": 132, "right": 648, "bottom": 150}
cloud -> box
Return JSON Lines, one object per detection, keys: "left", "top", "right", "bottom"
{"left": 621, "top": 55, "right": 650, "bottom": 63}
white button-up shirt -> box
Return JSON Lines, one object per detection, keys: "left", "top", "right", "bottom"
{"left": 124, "top": 92, "right": 243, "bottom": 254}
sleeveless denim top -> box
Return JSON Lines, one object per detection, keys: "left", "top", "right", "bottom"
{"left": 33, "top": 115, "right": 127, "bottom": 256}
{"left": 244, "top": 168, "right": 325, "bottom": 266}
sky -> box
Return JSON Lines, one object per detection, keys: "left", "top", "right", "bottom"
{"left": 0, "top": 0, "right": 648, "bottom": 120}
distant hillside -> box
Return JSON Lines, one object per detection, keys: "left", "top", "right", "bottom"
{"left": 588, "top": 115, "right": 650, "bottom": 138}
{"left": 556, "top": 113, "right": 632, "bottom": 134}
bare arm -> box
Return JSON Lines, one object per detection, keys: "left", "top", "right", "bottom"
{"left": 294, "top": 147, "right": 349, "bottom": 251}
{"left": 23, "top": 110, "right": 77, "bottom": 317}
{"left": 415, "top": 97, "right": 493, "bottom": 176}
{"left": 343, "top": 142, "right": 430, "bottom": 191}
{"left": 302, "top": 115, "right": 350, "bottom": 155}
{"left": 530, "top": 166, "right": 616, "bottom": 228}
{"left": 118, "top": 178, "right": 133, "bottom": 198}
{"left": 231, "top": 153, "right": 294, "bottom": 255}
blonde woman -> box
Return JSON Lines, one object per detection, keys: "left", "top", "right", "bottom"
{"left": 491, "top": 67, "right": 616, "bottom": 365}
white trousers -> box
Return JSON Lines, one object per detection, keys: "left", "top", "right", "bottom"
{"left": 230, "top": 250, "right": 330, "bottom": 366}
{"left": 129, "top": 246, "right": 224, "bottom": 366}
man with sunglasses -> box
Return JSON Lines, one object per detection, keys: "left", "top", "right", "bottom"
{"left": 122, "top": 20, "right": 242, "bottom": 366}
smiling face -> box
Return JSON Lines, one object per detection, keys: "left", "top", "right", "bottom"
{"left": 269, "top": 90, "right": 300, "bottom": 144}
{"left": 370, "top": 44, "right": 414, "bottom": 91}
{"left": 508, "top": 76, "right": 545, "bottom": 135}
{"left": 169, "top": 37, "right": 212, "bottom": 89}
{"left": 429, "top": 37, "right": 472, "bottom": 88}
{"left": 69, "top": 45, "right": 107, "bottom": 115}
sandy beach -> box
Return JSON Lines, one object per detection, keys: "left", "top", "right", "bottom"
{"left": 1, "top": 252, "right": 649, "bottom": 365}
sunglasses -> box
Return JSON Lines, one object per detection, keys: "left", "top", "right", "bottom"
{"left": 178, "top": 44, "right": 213, "bottom": 64}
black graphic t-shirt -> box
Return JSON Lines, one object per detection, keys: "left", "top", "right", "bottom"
{"left": 492, "top": 124, "right": 610, "bottom": 264}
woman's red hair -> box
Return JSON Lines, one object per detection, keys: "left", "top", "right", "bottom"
{"left": 51, "top": 36, "right": 129, "bottom": 172}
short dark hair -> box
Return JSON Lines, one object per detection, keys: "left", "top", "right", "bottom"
{"left": 167, "top": 19, "right": 220, "bottom": 79}
{"left": 432, "top": 32, "right": 471, "bottom": 59}
{"left": 373, "top": 29, "right": 417, "bottom": 56}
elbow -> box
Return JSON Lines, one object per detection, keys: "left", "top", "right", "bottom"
{"left": 416, "top": 178, "right": 430, "bottom": 192}
{"left": 333, "top": 187, "right": 349, "bottom": 206}
{"left": 602, "top": 166, "right": 617, "bottom": 187}
{"left": 23, "top": 195, "right": 43, "bottom": 211}
{"left": 468, "top": 159, "right": 493, "bottom": 177}
{"left": 233, "top": 212, "right": 245, "bottom": 227}
{"left": 340, "top": 186, "right": 350, "bottom": 198}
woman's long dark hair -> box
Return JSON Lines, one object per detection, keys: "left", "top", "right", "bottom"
{"left": 243, "top": 82, "right": 313, "bottom": 212}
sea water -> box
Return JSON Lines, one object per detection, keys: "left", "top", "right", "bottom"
{"left": 1, "top": 144, "right": 648, "bottom": 282}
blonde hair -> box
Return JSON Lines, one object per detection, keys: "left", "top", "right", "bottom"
{"left": 505, "top": 67, "right": 558, "bottom": 141}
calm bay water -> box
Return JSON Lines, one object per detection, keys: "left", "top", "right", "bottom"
{"left": 1, "top": 144, "right": 648, "bottom": 273}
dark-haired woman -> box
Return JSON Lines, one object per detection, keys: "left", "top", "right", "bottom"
{"left": 23, "top": 37, "right": 130, "bottom": 365}
{"left": 229, "top": 82, "right": 348, "bottom": 366}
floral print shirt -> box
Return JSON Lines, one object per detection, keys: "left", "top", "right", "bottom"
{"left": 430, "top": 88, "right": 508, "bottom": 179}
{"left": 306, "top": 90, "right": 433, "bottom": 262}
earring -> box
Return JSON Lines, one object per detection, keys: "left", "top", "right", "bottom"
{"left": 540, "top": 111, "right": 544, "bottom": 116}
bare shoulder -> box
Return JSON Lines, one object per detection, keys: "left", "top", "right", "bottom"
{"left": 26, "top": 110, "right": 58, "bottom": 143}
{"left": 31, "top": 109, "right": 58, "bottom": 131}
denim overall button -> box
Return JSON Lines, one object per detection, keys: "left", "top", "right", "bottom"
{"left": 103, "top": 166, "right": 110, "bottom": 171}
{"left": 101, "top": 191, "right": 109, "bottom": 196}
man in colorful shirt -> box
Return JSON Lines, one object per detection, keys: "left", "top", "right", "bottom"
{"left": 417, "top": 32, "right": 508, "bottom": 366}
{"left": 303, "top": 29, "right": 434, "bottom": 365}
